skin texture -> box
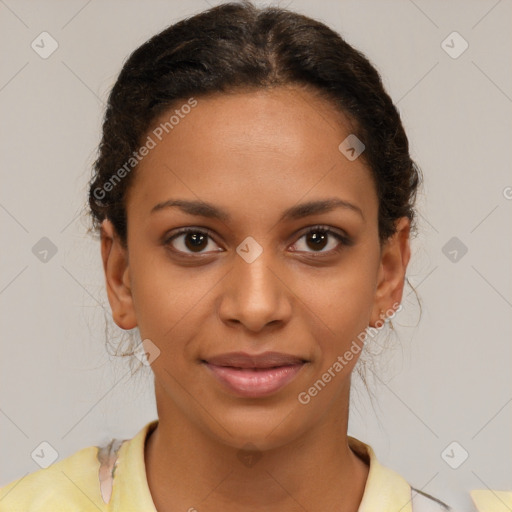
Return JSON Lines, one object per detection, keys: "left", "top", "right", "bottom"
{"left": 100, "top": 85, "right": 411, "bottom": 512}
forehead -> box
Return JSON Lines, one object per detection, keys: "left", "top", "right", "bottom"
{"left": 126, "top": 86, "right": 377, "bottom": 226}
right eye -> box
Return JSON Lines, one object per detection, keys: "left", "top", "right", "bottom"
{"left": 164, "top": 227, "right": 223, "bottom": 256}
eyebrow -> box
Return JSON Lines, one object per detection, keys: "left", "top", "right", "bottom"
{"left": 150, "top": 197, "right": 364, "bottom": 222}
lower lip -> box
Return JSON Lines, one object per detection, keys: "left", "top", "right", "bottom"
{"left": 204, "top": 362, "right": 305, "bottom": 398}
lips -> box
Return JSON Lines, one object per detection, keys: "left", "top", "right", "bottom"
{"left": 205, "top": 351, "right": 306, "bottom": 369}
{"left": 202, "top": 351, "right": 308, "bottom": 398}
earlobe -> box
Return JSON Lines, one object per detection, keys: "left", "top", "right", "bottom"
{"left": 369, "top": 217, "right": 411, "bottom": 327}
{"left": 100, "top": 219, "right": 137, "bottom": 330}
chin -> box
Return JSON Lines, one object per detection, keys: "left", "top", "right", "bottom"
{"left": 202, "top": 402, "right": 310, "bottom": 451}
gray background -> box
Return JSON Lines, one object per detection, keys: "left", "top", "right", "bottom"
{"left": 1, "top": 1, "right": 511, "bottom": 510}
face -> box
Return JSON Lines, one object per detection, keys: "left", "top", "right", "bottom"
{"left": 101, "top": 85, "right": 410, "bottom": 450}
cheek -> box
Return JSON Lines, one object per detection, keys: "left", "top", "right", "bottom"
{"left": 128, "top": 248, "right": 211, "bottom": 343}
{"left": 302, "top": 252, "right": 378, "bottom": 362}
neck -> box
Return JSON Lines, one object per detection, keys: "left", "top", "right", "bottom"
{"left": 145, "top": 381, "right": 369, "bottom": 512}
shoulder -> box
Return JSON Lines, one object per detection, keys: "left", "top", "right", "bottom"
{"left": 470, "top": 489, "right": 512, "bottom": 512}
{"left": 0, "top": 421, "right": 157, "bottom": 512}
{"left": 0, "top": 441, "right": 115, "bottom": 512}
{"left": 348, "top": 436, "right": 453, "bottom": 512}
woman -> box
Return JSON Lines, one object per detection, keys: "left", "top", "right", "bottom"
{"left": 2, "top": 1, "right": 493, "bottom": 510}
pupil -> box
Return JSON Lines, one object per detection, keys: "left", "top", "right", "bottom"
{"left": 308, "top": 231, "right": 327, "bottom": 250}
{"left": 185, "top": 232, "right": 207, "bottom": 252}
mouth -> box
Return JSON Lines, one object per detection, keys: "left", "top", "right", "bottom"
{"left": 201, "top": 351, "right": 309, "bottom": 398}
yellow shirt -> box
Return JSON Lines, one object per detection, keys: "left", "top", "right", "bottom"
{"left": 0, "top": 420, "right": 458, "bottom": 511}
{"left": 470, "top": 490, "right": 512, "bottom": 512}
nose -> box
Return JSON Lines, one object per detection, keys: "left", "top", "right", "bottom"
{"left": 217, "top": 249, "right": 293, "bottom": 333}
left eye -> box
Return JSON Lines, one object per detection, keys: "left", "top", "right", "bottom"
{"left": 291, "top": 226, "right": 348, "bottom": 254}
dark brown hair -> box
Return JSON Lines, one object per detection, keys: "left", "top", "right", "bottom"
{"left": 88, "top": 0, "right": 421, "bottom": 247}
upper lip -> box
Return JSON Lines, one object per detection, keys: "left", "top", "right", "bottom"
{"left": 203, "top": 351, "right": 307, "bottom": 369}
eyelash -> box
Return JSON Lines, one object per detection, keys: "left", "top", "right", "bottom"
{"left": 164, "top": 225, "right": 351, "bottom": 258}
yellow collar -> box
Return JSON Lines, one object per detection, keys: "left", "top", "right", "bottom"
{"left": 107, "top": 421, "right": 418, "bottom": 511}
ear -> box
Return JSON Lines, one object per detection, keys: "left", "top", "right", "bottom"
{"left": 100, "top": 219, "right": 137, "bottom": 330}
{"left": 369, "top": 217, "right": 411, "bottom": 327}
